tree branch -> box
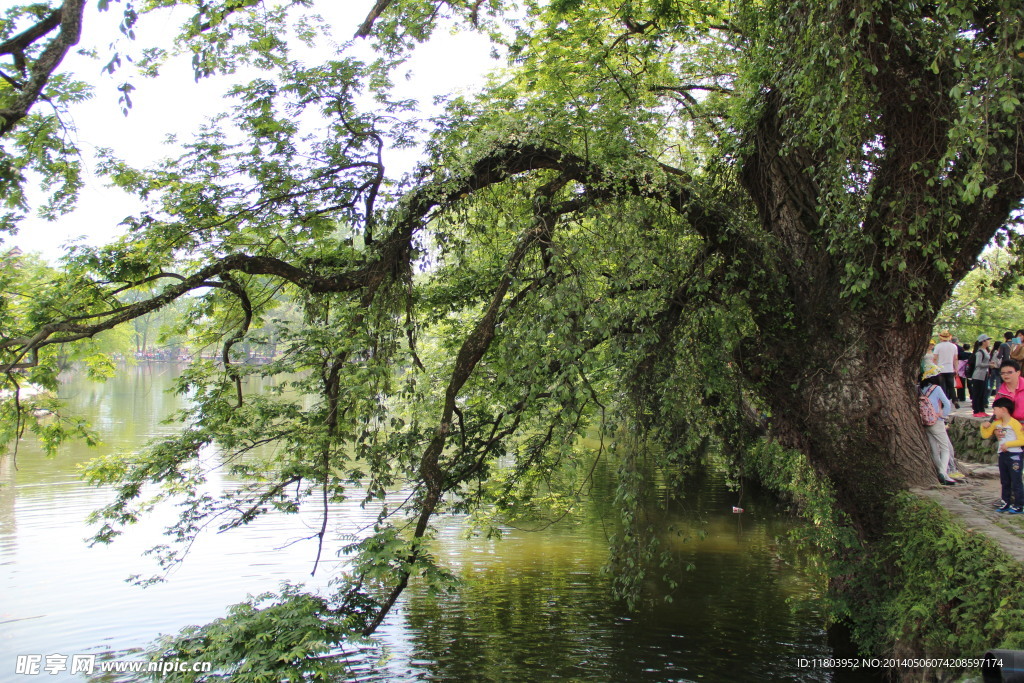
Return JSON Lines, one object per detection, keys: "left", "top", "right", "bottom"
{"left": 0, "top": 9, "right": 63, "bottom": 59}
{"left": 354, "top": 0, "right": 395, "bottom": 38}
{"left": 0, "top": 0, "right": 86, "bottom": 137}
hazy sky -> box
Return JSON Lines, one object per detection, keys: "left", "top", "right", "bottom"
{"left": 12, "top": 2, "right": 496, "bottom": 261}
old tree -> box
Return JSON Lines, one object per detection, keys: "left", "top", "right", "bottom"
{"left": 3, "top": 0, "right": 1024, "bottom": 669}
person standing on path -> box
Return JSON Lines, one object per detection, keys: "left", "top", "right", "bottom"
{"left": 971, "top": 335, "right": 993, "bottom": 417}
{"left": 934, "top": 330, "right": 961, "bottom": 409}
{"left": 995, "top": 359, "right": 1024, "bottom": 421}
{"left": 920, "top": 375, "right": 957, "bottom": 485}
{"left": 1009, "top": 329, "right": 1024, "bottom": 361}
{"left": 992, "top": 332, "right": 1013, "bottom": 392}
{"left": 981, "top": 397, "right": 1024, "bottom": 514}
{"left": 956, "top": 340, "right": 970, "bottom": 404}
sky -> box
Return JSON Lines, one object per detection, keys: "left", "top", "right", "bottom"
{"left": 11, "top": 2, "right": 498, "bottom": 261}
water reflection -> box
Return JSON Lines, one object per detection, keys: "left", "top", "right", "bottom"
{"left": 374, "top": 472, "right": 834, "bottom": 683}
{"left": 0, "top": 366, "right": 348, "bottom": 680}
{"left": 1, "top": 367, "right": 852, "bottom": 681}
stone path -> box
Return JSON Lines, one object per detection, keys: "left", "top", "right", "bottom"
{"left": 911, "top": 390, "right": 1024, "bottom": 562}
{"left": 912, "top": 463, "right": 1024, "bottom": 564}
{"left": 946, "top": 394, "right": 992, "bottom": 419}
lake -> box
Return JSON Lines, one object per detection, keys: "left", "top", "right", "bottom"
{"left": 0, "top": 365, "right": 862, "bottom": 681}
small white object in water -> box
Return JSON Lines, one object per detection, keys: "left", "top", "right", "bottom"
{"left": 732, "top": 506, "right": 744, "bottom": 514}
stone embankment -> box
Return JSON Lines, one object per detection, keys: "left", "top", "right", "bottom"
{"left": 946, "top": 408, "right": 996, "bottom": 465}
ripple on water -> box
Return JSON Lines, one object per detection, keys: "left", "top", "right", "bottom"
{"left": 2, "top": 370, "right": 844, "bottom": 683}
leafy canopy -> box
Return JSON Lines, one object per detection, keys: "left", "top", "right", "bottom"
{"left": 1, "top": 0, "right": 1023, "bottom": 674}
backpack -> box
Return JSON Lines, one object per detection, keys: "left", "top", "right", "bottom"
{"left": 1012, "top": 343, "right": 1024, "bottom": 362}
{"left": 919, "top": 386, "right": 939, "bottom": 426}
{"left": 966, "top": 352, "right": 976, "bottom": 379}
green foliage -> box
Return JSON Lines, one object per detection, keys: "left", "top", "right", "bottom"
{"left": 340, "top": 528, "right": 460, "bottom": 600}
{"left": 838, "top": 494, "right": 1024, "bottom": 660}
{"left": 936, "top": 246, "right": 1024, "bottom": 339}
{"left": 745, "top": 438, "right": 859, "bottom": 567}
{"left": 0, "top": 0, "right": 93, "bottom": 231}
{"left": 149, "top": 584, "right": 376, "bottom": 682}
{"left": 0, "top": 97, "right": 88, "bottom": 224}
{"left": 0, "top": 250, "right": 113, "bottom": 456}
{"left": 748, "top": 440, "right": 1024, "bottom": 665}
{"left": 2, "top": 0, "right": 1024, "bottom": 671}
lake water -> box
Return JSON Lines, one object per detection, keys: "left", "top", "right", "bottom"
{"left": 0, "top": 365, "right": 859, "bottom": 681}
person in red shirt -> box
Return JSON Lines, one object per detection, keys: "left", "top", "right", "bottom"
{"left": 995, "top": 360, "right": 1024, "bottom": 420}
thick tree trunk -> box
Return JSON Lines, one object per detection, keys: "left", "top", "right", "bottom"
{"left": 753, "top": 322, "right": 936, "bottom": 537}
{"left": 737, "top": 92, "right": 941, "bottom": 536}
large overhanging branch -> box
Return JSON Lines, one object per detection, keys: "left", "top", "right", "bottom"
{"left": 357, "top": 175, "right": 591, "bottom": 636}
{"left": 0, "top": 141, "right": 714, "bottom": 369}
{"left": 0, "top": 253, "right": 371, "bottom": 371}
{"left": 0, "top": 8, "right": 63, "bottom": 69}
{"left": 354, "top": 0, "right": 395, "bottom": 38}
{"left": 349, "top": 161, "right": 722, "bottom": 634}
{"left": 2, "top": 135, "right": 737, "bottom": 632}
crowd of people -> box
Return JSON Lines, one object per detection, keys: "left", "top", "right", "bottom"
{"left": 920, "top": 329, "right": 1024, "bottom": 512}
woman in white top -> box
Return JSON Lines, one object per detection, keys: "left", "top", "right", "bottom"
{"left": 934, "top": 330, "right": 960, "bottom": 408}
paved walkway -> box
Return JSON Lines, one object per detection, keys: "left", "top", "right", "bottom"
{"left": 906, "top": 388, "right": 1024, "bottom": 561}
{"left": 946, "top": 393, "right": 992, "bottom": 419}
{"left": 913, "top": 463, "right": 1024, "bottom": 564}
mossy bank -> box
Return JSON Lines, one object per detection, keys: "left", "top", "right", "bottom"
{"left": 747, "top": 440, "right": 1024, "bottom": 682}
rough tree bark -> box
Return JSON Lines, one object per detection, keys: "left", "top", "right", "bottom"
{"left": 736, "top": 82, "right": 1023, "bottom": 537}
